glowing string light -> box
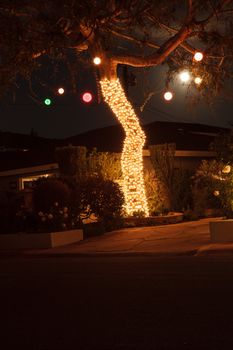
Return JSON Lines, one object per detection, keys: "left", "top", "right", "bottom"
{"left": 180, "top": 71, "right": 190, "bottom": 83}
{"left": 82, "top": 92, "right": 93, "bottom": 103}
{"left": 164, "top": 91, "right": 173, "bottom": 101}
{"left": 58, "top": 87, "right": 65, "bottom": 95}
{"left": 93, "top": 56, "right": 101, "bottom": 65}
{"left": 194, "top": 52, "right": 203, "bottom": 62}
{"left": 44, "top": 98, "right": 52, "bottom": 106}
{"left": 100, "top": 78, "right": 149, "bottom": 216}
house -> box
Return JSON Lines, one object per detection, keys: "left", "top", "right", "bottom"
{"left": 0, "top": 163, "right": 59, "bottom": 192}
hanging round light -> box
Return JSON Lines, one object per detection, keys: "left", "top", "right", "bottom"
{"left": 194, "top": 52, "right": 204, "bottom": 62}
{"left": 44, "top": 98, "right": 52, "bottom": 106}
{"left": 93, "top": 56, "right": 101, "bottom": 65}
{"left": 82, "top": 92, "right": 93, "bottom": 103}
{"left": 180, "top": 71, "right": 190, "bottom": 83}
{"left": 58, "top": 87, "right": 65, "bottom": 95}
{"left": 163, "top": 91, "right": 173, "bottom": 101}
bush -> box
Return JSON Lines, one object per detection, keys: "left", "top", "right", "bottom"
{"left": 192, "top": 160, "right": 223, "bottom": 216}
{"left": 73, "top": 177, "right": 125, "bottom": 221}
{"left": 33, "top": 177, "right": 71, "bottom": 212}
{"left": 0, "top": 191, "right": 11, "bottom": 233}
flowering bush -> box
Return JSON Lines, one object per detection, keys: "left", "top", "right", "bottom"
{"left": 14, "top": 201, "right": 82, "bottom": 233}
{"left": 35, "top": 202, "right": 81, "bottom": 232}
{"left": 13, "top": 176, "right": 124, "bottom": 233}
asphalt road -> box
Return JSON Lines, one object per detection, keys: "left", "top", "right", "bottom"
{"left": 1, "top": 255, "right": 233, "bottom": 350}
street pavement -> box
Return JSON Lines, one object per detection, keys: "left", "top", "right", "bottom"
{"left": 19, "top": 217, "right": 233, "bottom": 257}
{"left": 2, "top": 219, "right": 233, "bottom": 349}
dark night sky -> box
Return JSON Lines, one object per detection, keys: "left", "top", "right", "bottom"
{"left": 1, "top": 64, "right": 233, "bottom": 139}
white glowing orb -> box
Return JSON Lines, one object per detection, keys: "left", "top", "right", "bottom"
{"left": 180, "top": 71, "right": 190, "bottom": 83}
{"left": 194, "top": 77, "right": 202, "bottom": 85}
{"left": 93, "top": 56, "right": 101, "bottom": 65}
{"left": 194, "top": 52, "right": 203, "bottom": 62}
{"left": 164, "top": 91, "right": 173, "bottom": 101}
{"left": 58, "top": 87, "right": 65, "bottom": 95}
{"left": 213, "top": 190, "right": 220, "bottom": 197}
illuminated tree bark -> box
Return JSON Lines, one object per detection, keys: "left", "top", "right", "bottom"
{"left": 100, "top": 77, "right": 149, "bottom": 216}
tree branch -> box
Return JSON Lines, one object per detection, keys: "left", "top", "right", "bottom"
{"left": 112, "top": 22, "right": 193, "bottom": 67}
{"left": 195, "top": 0, "right": 233, "bottom": 24}
{"left": 106, "top": 27, "right": 160, "bottom": 49}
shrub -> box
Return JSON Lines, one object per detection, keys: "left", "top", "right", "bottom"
{"left": 192, "top": 160, "right": 224, "bottom": 216}
{"left": 0, "top": 191, "right": 11, "bottom": 233}
{"left": 33, "top": 177, "right": 71, "bottom": 212}
{"left": 171, "top": 168, "right": 193, "bottom": 211}
{"left": 144, "top": 169, "right": 165, "bottom": 215}
{"left": 11, "top": 176, "right": 124, "bottom": 234}
{"left": 73, "top": 177, "right": 125, "bottom": 221}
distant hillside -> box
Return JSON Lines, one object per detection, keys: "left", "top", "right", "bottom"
{"left": 65, "top": 125, "right": 124, "bottom": 152}
{"left": 65, "top": 121, "right": 229, "bottom": 152}
{"left": 0, "top": 131, "right": 62, "bottom": 171}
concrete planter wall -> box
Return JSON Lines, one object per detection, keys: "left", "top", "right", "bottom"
{"left": 124, "top": 212, "right": 183, "bottom": 227}
{"left": 209, "top": 219, "right": 233, "bottom": 242}
{"left": 0, "top": 229, "right": 83, "bottom": 250}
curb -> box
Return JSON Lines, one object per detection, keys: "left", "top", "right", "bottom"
{"left": 1, "top": 249, "right": 199, "bottom": 259}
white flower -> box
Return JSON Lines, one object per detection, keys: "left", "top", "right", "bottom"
{"left": 38, "top": 211, "right": 43, "bottom": 217}
{"left": 54, "top": 202, "right": 59, "bottom": 207}
{"left": 213, "top": 190, "right": 220, "bottom": 197}
{"left": 48, "top": 214, "right": 53, "bottom": 220}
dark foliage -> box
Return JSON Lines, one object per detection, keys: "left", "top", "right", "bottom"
{"left": 33, "top": 177, "right": 71, "bottom": 212}
{"left": 0, "top": 0, "right": 232, "bottom": 101}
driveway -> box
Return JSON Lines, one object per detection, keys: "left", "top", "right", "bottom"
{"left": 24, "top": 217, "right": 233, "bottom": 257}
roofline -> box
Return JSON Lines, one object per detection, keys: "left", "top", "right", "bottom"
{"left": 143, "top": 150, "right": 216, "bottom": 157}
{"left": 0, "top": 163, "right": 59, "bottom": 177}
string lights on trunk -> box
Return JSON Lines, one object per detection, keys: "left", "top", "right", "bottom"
{"left": 100, "top": 78, "right": 149, "bottom": 216}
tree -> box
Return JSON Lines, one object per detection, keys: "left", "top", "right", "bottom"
{"left": 1, "top": 0, "right": 233, "bottom": 216}
{"left": 55, "top": 145, "right": 89, "bottom": 181}
{"left": 149, "top": 143, "right": 176, "bottom": 210}
{"left": 55, "top": 145, "right": 121, "bottom": 181}
{"left": 88, "top": 149, "right": 122, "bottom": 181}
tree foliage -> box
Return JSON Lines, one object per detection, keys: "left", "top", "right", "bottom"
{"left": 192, "top": 159, "right": 224, "bottom": 215}
{"left": 0, "top": 0, "right": 233, "bottom": 100}
{"left": 55, "top": 145, "right": 121, "bottom": 181}
{"left": 149, "top": 143, "right": 176, "bottom": 209}
{"left": 148, "top": 143, "right": 193, "bottom": 211}
{"left": 33, "top": 177, "right": 71, "bottom": 212}
{"left": 55, "top": 146, "right": 89, "bottom": 180}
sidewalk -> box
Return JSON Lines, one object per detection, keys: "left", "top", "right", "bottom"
{"left": 18, "top": 217, "right": 233, "bottom": 257}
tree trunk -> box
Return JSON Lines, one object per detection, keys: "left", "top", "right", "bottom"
{"left": 100, "top": 74, "right": 149, "bottom": 216}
